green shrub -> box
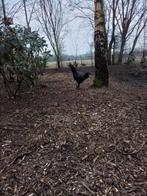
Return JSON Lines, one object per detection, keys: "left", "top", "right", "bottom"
{"left": 0, "top": 24, "right": 51, "bottom": 98}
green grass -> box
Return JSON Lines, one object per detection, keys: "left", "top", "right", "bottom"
{"left": 47, "top": 59, "right": 94, "bottom": 68}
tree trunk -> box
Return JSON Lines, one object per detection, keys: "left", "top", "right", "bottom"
{"left": 23, "top": 0, "right": 30, "bottom": 29}
{"left": 1, "top": 0, "right": 7, "bottom": 25}
{"left": 127, "top": 25, "right": 146, "bottom": 64}
{"left": 117, "top": 37, "right": 126, "bottom": 64}
{"left": 127, "top": 42, "right": 136, "bottom": 65}
{"left": 94, "top": 0, "right": 109, "bottom": 87}
{"left": 107, "top": 48, "right": 112, "bottom": 65}
{"left": 56, "top": 55, "right": 61, "bottom": 69}
{"left": 56, "top": 50, "right": 62, "bottom": 69}
{"left": 112, "top": 41, "right": 116, "bottom": 65}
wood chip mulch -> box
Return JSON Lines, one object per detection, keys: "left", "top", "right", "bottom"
{"left": 0, "top": 66, "right": 147, "bottom": 196}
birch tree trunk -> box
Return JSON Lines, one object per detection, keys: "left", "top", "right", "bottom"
{"left": 94, "top": 0, "right": 109, "bottom": 87}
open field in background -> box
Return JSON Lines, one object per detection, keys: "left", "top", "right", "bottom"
{"left": 46, "top": 62, "right": 147, "bottom": 88}
{"left": 47, "top": 56, "right": 145, "bottom": 69}
{"left": 47, "top": 59, "right": 94, "bottom": 68}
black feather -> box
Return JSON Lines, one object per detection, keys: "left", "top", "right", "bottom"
{"left": 69, "top": 63, "right": 89, "bottom": 88}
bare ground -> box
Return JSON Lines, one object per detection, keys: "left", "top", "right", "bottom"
{"left": 0, "top": 65, "right": 147, "bottom": 196}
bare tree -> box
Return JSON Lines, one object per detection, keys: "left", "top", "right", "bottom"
{"left": 7, "top": 1, "right": 22, "bottom": 18}
{"left": 37, "top": 0, "right": 67, "bottom": 68}
{"left": 127, "top": 17, "right": 147, "bottom": 64}
{"left": 0, "top": 0, "right": 36, "bottom": 27}
{"left": 105, "top": 0, "right": 120, "bottom": 65}
{"left": 1, "top": 0, "right": 6, "bottom": 22}
{"left": 94, "top": 0, "right": 109, "bottom": 87}
{"left": 68, "top": 0, "right": 147, "bottom": 66}
{"left": 0, "top": 0, "right": 14, "bottom": 25}
{"left": 68, "top": 0, "right": 94, "bottom": 29}
{"left": 4, "top": 0, "right": 38, "bottom": 28}
{"left": 0, "top": 2, "right": 2, "bottom": 19}
{"left": 70, "top": 33, "right": 79, "bottom": 65}
{"left": 116, "top": 0, "right": 146, "bottom": 64}
{"left": 0, "top": 0, "right": 23, "bottom": 23}
{"left": 68, "top": 0, "right": 118, "bottom": 65}
{"left": 87, "top": 40, "right": 94, "bottom": 66}
{"left": 22, "top": 0, "right": 37, "bottom": 29}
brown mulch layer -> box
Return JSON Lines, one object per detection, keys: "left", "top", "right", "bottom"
{"left": 0, "top": 66, "right": 147, "bottom": 196}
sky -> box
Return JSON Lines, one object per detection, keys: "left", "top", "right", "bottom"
{"left": 65, "top": 19, "right": 93, "bottom": 55}
{"left": 2, "top": 0, "right": 93, "bottom": 56}
{"left": 2, "top": 0, "right": 146, "bottom": 55}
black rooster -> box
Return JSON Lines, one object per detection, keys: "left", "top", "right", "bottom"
{"left": 69, "top": 63, "right": 89, "bottom": 88}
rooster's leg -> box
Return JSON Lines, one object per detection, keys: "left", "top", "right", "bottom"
{"left": 76, "top": 83, "right": 80, "bottom": 89}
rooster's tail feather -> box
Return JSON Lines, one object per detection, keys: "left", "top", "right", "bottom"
{"left": 83, "top": 72, "right": 89, "bottom": 79}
